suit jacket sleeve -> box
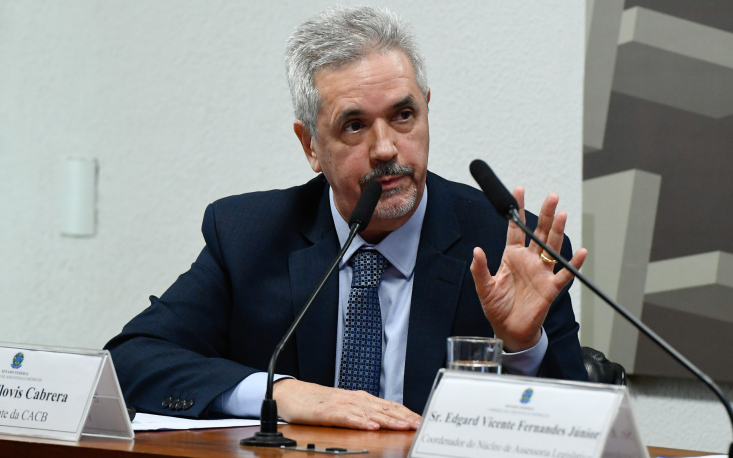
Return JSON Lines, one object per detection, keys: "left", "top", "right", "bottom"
{"left": 105, "top": 203, "right": 256, "bottom": 418}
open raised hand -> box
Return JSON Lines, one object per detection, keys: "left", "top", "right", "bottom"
{"left": 470, "top": 187, "right": 587, "bottom": 352}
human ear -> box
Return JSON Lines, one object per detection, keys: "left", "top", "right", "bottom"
{"left": 294, "top": 120, "right": 321, "bottom": 173}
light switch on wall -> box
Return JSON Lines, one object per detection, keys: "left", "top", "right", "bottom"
{"left": 60, "top": 157, "right": 98, "bottom": 237}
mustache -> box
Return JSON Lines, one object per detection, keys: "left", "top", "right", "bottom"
{"left": 359, "top": 161, "right": 415, "bottom": 185}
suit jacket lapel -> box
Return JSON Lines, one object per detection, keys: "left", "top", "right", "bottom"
{"left": 285, "top": 174, "right": 469, "bottom": 406}
{"left": 403, "top": 173, "right": 467, "bottom": 413}
{"left": 288, "top": 179, "right": 340, "bottom": 387}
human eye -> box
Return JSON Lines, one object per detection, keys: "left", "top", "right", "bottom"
{"left": 343, "top": 120, "right": 364, "bottom": 133}
{"left": 394, "top": 109, "right": 413, "bottom": 122}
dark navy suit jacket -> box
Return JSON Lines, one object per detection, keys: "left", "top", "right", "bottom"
{"left": 105, "top": 172, "right": 587, "bottom": 418}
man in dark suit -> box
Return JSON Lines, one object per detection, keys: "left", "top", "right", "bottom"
{"left": 106, "top": 6, "right": 587, "bottom": 431}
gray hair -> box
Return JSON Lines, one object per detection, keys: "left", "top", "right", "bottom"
{"left": 285, "top": 6, "right": 428, "bottom": 138}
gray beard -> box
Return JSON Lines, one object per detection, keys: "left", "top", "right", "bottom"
{"left": 374, "top": 184, "right": 418, "bottom": 219}
{"left": 360, "top": 160, "right": 417, "bottom": 219}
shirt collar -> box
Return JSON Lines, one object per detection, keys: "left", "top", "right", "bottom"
{"left": 330, "top": 185, "right": 427, "bottom": 278}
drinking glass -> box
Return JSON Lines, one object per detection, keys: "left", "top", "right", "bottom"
{"left": 446, "top": 336, "right": 502, "bottom": 373}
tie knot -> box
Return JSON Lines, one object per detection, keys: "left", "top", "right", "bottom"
{"left": 351, "top": 249, "right": 389, "bottom": 288}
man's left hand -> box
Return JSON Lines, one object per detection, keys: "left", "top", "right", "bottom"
{"left": 470, "top": 187, "right": 587, "bottom": 352}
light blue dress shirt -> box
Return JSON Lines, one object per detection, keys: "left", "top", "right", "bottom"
{"left": 214, "top": 184, "right": 548, "bottom": 417}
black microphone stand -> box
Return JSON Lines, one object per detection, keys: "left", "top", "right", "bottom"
{"left": 240, "top": 224, "right": 362, "bottom": 447}
{"left": 242, "top": 180, "right": 382, "bottom": 447}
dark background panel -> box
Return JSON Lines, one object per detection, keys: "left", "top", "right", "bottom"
{"left": 634, "top": 303, "right": 733, "bottom": 380}
{"left": 584, "top": 92, "right": 733, "bottom": 261}
{"left": 625, "top": 0, "right": 733, "bottom": 34}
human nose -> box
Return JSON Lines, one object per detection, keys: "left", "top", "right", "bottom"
{"left": 369, "top": 119, "right": 398, "bottom": 162}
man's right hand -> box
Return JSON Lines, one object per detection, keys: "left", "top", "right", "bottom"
{"left": 272, "top": 379, "right": 421, "bottom": 430}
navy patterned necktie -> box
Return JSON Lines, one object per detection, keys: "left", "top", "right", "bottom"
{"left": 338, "top": 249, "right": 390, "bottom": 397}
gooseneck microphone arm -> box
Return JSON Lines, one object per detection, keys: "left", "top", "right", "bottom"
{"left": 264, "top": 227, "right": 358, "bottom": 400}
{"left": 470, "top": 159, "right": 733, "bottom": 458}
{"left": 242, "top": 180, "right": 383, "bottom": 448}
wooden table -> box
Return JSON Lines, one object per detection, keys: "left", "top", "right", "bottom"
{"left": 0, "top": 424, "right": 714, "bottom": 457}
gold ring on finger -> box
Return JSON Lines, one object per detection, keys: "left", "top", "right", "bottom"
{"left": 541, "top": 252, "right": 557, "bottom": 265}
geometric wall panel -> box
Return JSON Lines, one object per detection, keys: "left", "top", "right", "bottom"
{"left": 584, "top": 0, "right": 624, "bottom": 152}
{"left": 581, "top": 169, "right": 661, "bottom": 370}
{"left": 584, "top": 1, "right": 733, "bottom": 450}
{"left": 584, "top": 1, "right": 733, "bottom": 385}
{"left": 635, "top": 302, "right": 733, "bottom": 381}
{"left": 645, "top": 251, "right": 733, "bottom": 323}
{"left": 613, "top": 7, "right": 733, "bottom": 118}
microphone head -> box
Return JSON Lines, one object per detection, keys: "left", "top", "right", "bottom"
{"left": 348, "top": 180, "right": 383, "bottom": 232}
{"left": 469, "top": 159, "right": 518, "bottom": 219}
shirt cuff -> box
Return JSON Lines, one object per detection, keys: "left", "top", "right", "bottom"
{"left": 212, "top": 372, "right": 294, "bottom": 418}
{"left": 500, "top": 327, "right": 548, "bottom": 377}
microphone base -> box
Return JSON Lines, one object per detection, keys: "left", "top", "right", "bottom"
{"left": 240, "top": 431, "right": 297, "bottom": 448}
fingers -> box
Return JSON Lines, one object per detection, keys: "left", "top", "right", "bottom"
{"left": 515, "top": 186, "right": 526, "bottom": 223}
{"left": 554, "top": 248, "right": 587, "bottom": 287}
{"left": 273, "top": 380, "right": 421, "bottom": 431}
{"left": 338, "top": 413, "right": 381, "bottom": 430}
{"left": 530, "top": 193, "right": 560, "bottom": 254}
{"left": 545, "top": 211, "right": 566, "bottom": 256}
{"left": 506, "top": 187, "right": 526, "bottom": 246}
{"left": 367, "top": 400, "right": 422, "bottom": 430}
{"left": 470, "top": 247, "right": 493, "bottom": 299}
{"left": 332, "top": 393, "right": 420, "bottom": 431}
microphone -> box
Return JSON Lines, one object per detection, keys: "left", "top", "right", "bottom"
{"left": 469, "top": 159, "right": 519, "bottom": 219}
{"left": 241, "top": 180, "right": 382, "bottom": 448}
{"left": 349, "top": 179, "right": 382, "bottom": 230}
{"left": 470, "top": 159, "right": 733, "bottom": 458}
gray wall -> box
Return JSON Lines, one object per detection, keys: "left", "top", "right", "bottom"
{"left": 0, "top": 1, "right": 583, "bottom": 350}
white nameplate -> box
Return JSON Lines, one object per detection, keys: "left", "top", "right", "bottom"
{"left": 409, "top": 370, "right": 647, "bottom": 458}
{"left": 0, "top": 342, "right": 133, "bottom": 442}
